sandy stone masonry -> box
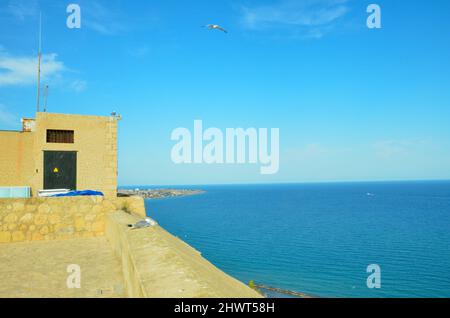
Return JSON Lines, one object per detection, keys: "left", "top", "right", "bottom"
{"left": 0, "top": 196, "right": 145, "bottom": 243}
{"left": 0, "top": 112, "right": 120, "bottom": 198}
{"left": 106, "top": 211, "right": 263, "bottom": 298}
{"left": 0, "top": 196, "right": 261, "bottom": 298}
{"left": 0, "top": 237, "right": 125, "bottom": 298}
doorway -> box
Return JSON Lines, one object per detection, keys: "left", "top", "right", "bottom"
{"left": 43, "top": 151, "right": 77, "bottom": 190}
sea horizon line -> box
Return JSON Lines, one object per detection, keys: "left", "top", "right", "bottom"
{"left": 118, "top": 178, "right": 450, "bottom": 188}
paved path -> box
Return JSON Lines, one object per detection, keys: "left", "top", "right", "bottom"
{"left": 0, "top": 237, "right": 124, "bottom": 298}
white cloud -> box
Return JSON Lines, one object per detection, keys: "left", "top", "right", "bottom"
{"left": 296, "top": 143, "right": 328, "bottom": 159}
{"left": 6, "top": 0, "right": 38, "bottom": 22}
{"left": 0, "top": 52, "right": 65, "bottom": 86}
{"left": 69, "top": 80, "right": 87, "bottom": 93}
{"left": 374, "top": 139, "right": 426, "bottom": 160}
{"left": 82, "top": 1, "right": 127, "bottom": 35}
{"left": 239, "top": 0, "right": 350, "bottom": 37}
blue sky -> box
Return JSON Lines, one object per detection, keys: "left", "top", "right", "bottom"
{"left": 1, "top": 0, "right": 450, "bottom": 185}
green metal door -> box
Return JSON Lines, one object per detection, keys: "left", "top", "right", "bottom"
{"left": 43, "top": 151, "right": 77, "bottom": 190}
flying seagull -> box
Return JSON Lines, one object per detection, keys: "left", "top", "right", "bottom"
{"left": 203, "top": 24, "right": 228, "bottom": 33}
{"left": 128, "top": 218, "right": 157, "bottom": 229}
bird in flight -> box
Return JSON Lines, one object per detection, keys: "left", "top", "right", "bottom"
{"left": 203, "top": 24, "right": 228, "bottom": 33}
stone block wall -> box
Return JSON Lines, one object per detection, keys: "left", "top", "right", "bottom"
{"left": 0, "top": 196, "right": 146, "bottom": 244}
{"left": 0, "top": 112, "right": 120, "bottom": 198}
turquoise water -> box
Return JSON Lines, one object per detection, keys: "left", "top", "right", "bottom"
{"left": 140, "top": 181, "right": 450, "bottom": 298}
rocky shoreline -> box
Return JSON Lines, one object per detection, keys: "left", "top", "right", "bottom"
{"left": 118, "top": 188, "right": 205, "bottom": 199}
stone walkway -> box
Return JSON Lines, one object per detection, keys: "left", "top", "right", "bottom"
{"left": 0, "top": 237, "right": 124, "bottom": 298}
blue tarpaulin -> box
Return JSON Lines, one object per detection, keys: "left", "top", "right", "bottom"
{"left": 52, "top": 190, "right": 104, "bottom": 197}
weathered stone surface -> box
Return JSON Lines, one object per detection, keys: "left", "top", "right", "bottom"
{"left": 34, "top": 214, "right": 48, "bottom": 225}
{"left": 45, "top": 233, "right": 55, "bottom": 240}
{"left": 12, "top": 202, "right": 25, "bottom": 212}
{"left": 20, "top": 213, "right": 34, "bottom": 224}
{"left": 85, "top": 214, "right": 96, "bottom": 222}
{"left": 79, "top": 204, "right": 91, "bottom": 213}
{"left": 101, "top": 200, "right": 116, "bottom": 213}
{"left": 12, "top": 231, "right": 25, "bottom": 242}
{"left": 38, "top": 204, "right": 51, "bottom": 214}
{"left": 8, "top": 223, "right": 17, "bottom": 231}
{"left": 32, "top": 232, "right": 44, "bottom": 241}
{"left": 48, "top": 214, "right": 61, "bottom": 225}
{"left": 55, "top": 225, "right": 75, "bottom": 235}
{"left": 74, "top": 217, "right": 85, "bottom": 231}
{"left": 69, "top": 206, "right": 78, "bottom": 215}
{"left": 0, "top": 196, "right": 146, "bottom": 244}
{"left": 54, "top": 224, "right": 65, "bottom": 233}
{"left": 92, "top": 221, "right": 105, "bottom": 233}
{"left": 26, "top": 205, "right": 37, "bottom": 212}
{"left": 39, "top": 226, "right": 49, "bottom": 235}
{"left": 104, "top": 211, "right": 262, "bottom": 298}
{"left": 49, "top": 205, "right": 62, "bottom": 215}
{"left": 4, "top": 213, "right": 18, "bottom": 223}
{"left": 0, "top": 231, "right": 11, "bottom": 243}
{"left": 92, "top": 205, "right": 103, "bottom": 215}
{"left": 0, "top": 237, "right": 125, "bottom": 298}
{"left": 91, "top": 196, "right": 103, "bottom": 204}
{"left": 61, "top": 214, "right": 73, "bottom": 225}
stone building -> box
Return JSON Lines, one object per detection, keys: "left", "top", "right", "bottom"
{"left": 0, "top": 112, "right": 119, "bottom": 198}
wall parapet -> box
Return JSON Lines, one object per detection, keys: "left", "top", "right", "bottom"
{"left": 105, "top": 211, "right": 262, "bottom": 298}
{"left": 0, "top": 196, "right": 145, "bottom": 244}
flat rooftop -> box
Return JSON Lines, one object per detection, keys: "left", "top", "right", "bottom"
{"left": 0, "top": 237, "right": 124, "bottom": 298}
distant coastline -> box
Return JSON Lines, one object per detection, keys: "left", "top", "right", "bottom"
{"left": 118, "top": 188, "right": 205, "bottom": 199}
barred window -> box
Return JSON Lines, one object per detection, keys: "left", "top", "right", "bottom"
{"left": 46, "top": 130, "right": 74, "bottom": 143}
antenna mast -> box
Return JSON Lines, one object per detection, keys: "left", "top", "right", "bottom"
{"left": 44, "top": 85, "right": 49, "bottom": 112}
{"left": 36, "top": 12, "right": 42, "bottom": 113}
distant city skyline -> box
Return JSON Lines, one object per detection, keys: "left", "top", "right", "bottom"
{"left": 1, "top": 0, "right": 450, "bottom": 185}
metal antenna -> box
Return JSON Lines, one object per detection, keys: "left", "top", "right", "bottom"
{"left": 36, "top": 12, "right": 42, "bottom": 113}
{"left": 44, "top": 85, "right": 49, "bottom": 112}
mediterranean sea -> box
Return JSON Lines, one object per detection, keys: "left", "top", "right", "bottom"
{"left": 139, "top": 181, "right": 450, "bottom": 297}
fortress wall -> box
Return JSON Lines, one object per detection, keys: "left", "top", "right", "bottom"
{"left": 105, "top": 211, "right": 262, "bottom": 298}
{"left": 0, "top": 196, "right": 145, "bottom": 244}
